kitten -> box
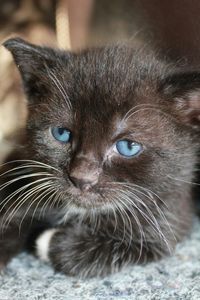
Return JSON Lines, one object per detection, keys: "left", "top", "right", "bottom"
{"left": 0, "top": 37, "right": 200, "bottom": 277}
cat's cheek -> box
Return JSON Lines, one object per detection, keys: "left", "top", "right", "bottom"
{"left": 35, "top": 229, "right": 58, "bottom": 262}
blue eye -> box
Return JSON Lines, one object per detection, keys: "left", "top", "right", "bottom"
{"left": 115, "top": 140, "right": 142, "bottom": 157}
{"left": 51, "top": 127, "right": 71, "bottom": 143}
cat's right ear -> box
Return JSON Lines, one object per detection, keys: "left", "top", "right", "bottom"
{"left": 160, "top": 70, "right": 200, "bottom": 129}
{"left": 3, "top": 37, "right": 56, "bottom": 102}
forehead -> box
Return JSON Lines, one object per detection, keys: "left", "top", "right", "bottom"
{"left": 70, "top": 93, "right": 170, "bottom": 143}
{"left": 69, "top": 80, "right": 159, "bottom": 130}
{"left": 60, "top": 46, "right": 165, "bottom": 112}
{"left": 47, "top": 46, "right": 169, "bottom": 131}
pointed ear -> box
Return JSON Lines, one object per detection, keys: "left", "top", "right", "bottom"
{"left": 160, "top": 71, "right": 200, "bottom": 128}
{"left": 3, "top": 38, "right": 56, "bottom": 102}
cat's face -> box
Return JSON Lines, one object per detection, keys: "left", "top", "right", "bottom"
{"left": 4, "top": 38, "right": 200, "bottom": 213}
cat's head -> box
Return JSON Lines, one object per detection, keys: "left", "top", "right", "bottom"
{"left": 4, "top": 38, "right": 200, "bottom": 214}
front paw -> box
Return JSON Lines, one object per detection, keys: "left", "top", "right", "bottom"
{"left": 36, "top": 229, "right": 58, "bottom": 262}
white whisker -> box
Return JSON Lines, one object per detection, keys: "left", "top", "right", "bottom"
{"left": 0, "top": 175, "right": 55, "bottom": 212}
{"left": 19, "top": 185, "right": 57, "bottom": 232}
{"left": 45, "top": 66, "right": 72, "bottom": 110}
{"left": 2, "top": 182, "right": 53, "bottom": 231}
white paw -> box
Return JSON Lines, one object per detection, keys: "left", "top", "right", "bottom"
{"left": 36, "top": 229, "right": 58, "bottom": 262}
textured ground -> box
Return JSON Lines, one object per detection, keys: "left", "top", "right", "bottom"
{"left": 0, "top": 219, "right": 199, "bottom": 300}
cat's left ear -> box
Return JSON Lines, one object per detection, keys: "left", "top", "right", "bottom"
{"left": 3, "top": 38, "right": 57, "bottom": 102}
{"left": 161, "top": 71, "right": 200, "bottom": 128}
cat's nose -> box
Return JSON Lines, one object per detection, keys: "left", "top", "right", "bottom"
{"left": 69, "top": 175, "right": 96, "bottom": 191}
{"left": 69, "top": 155, "right": 100, "bottom": 191}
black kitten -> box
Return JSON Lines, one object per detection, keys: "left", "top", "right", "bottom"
{"left": 0, "top": 38, "right": 200, "bottom": 277}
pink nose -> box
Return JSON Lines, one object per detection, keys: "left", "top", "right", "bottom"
{"left": 69, "top": 154, "right": 100, "bottom": 191}
{"left": 69, "top": 163, "right": 99, "bottom": 191}
{"left": 69, "top": 175, "right": 95, "bottom": 191}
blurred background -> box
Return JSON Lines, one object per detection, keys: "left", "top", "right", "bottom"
{"left": 1, "top": 0, "right": 200, "bottom": 162}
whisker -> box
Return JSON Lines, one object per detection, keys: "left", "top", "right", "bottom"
{"left": 31, "top": 187, "right": 58, "bottom": 223}
{"left": 122, "top": 103, "right": 160, "bottom": 122}
{"left": 38, "top": 188, "right": 61, "bottom": 219}
{"left": 2, "top": 182, "right": 53, "bottom": 232}
{"left": 167, "top": 175, "right": 200, "bottom": 186}
{"left": 0, "top": 175, "right": 55, "bottom": 211}
{"left": 105, "top": 189, "right": 145, "bottom": 248}
{"left": 121, "top": 103, "right": 177, "bottom": 125}
{"left": 111, "top": 187, "right": 172, "bottom": 253}
{"left": 19, "top": 185, "right": 57, "bottom": 232}
{"left": 46, "top": 67, "right": 72, "bottom": 110}
{"left": 116, "top": 196, "right": 144, "bottom": 261}
{"left": 112, "top": 193, "right": 145, "bottom": 260}
{"left": 1, "top": 170, "right": 58, "bottom": 190}
{"left": 116, "top": 184, "right": 175, "bottom": 240}
{"left": 113, "top": 181, "right": 168, "bottom": 207}
{"left": 112, "top": 200, "right": 127, "bottom": 245}
{"left": 0, "top": 159, "right": 60, "bottom": 173}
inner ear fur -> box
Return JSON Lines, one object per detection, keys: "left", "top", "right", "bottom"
{"left": 160, "top": 71, "right": 200, "bottom": 127}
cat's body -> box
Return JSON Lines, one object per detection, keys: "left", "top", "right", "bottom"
{"left": 0, "top": 38, "right": 200, "bottom": 277}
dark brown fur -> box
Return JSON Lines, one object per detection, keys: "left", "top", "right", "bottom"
{"left": 0, "top": 38, "right": 200, "bottom": 277}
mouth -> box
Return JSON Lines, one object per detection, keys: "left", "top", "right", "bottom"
{"left": 67, "top": 186, "right": 106, "bottom": 209}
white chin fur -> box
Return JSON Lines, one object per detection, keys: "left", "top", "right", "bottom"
{"left": 36, "top": 229, "right": 58, "bottom": 262}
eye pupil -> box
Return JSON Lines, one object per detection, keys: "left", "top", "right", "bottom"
{"left": 58, "top": 128, "right": 65, "bottom": 135}
{"left": 127, "top": 141, "right": 133, "bottom": 150}
{"left": 115, "top": 139, "right": 142, "bottom": 158}
{"left": 51, "top": 127, "right": 71, "bottom": 143}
